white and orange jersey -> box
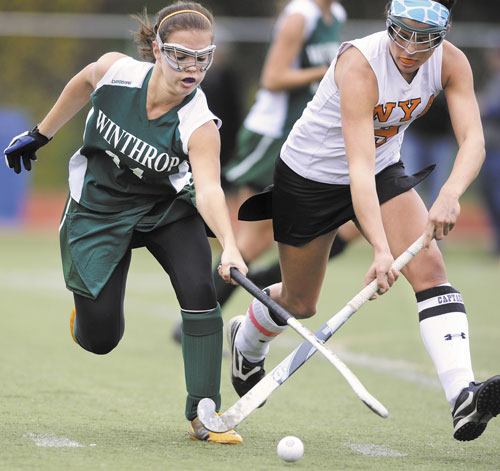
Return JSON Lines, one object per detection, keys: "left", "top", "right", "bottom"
{"left": 281, "top": 30, "right": 443, "bottom": 184}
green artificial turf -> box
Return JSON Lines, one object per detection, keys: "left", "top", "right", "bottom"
{"left": 0, "top": 229, "right": 499, "bottom": 470}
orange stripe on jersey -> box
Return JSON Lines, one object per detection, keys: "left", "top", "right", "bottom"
{"left": 248, "top": 303, "right": 280, "bottom": 337}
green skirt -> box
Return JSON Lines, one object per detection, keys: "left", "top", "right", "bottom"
{"left": 223, "top": 127, "right": 285, "bottom": 191}
{"left": 59, "top": 193, "right": 198, "bottom": 300}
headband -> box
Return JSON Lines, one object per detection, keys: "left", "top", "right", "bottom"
{"left": 389, "top": 0, "right": 450, "bottom": 28}
{"left": 157, "top": 9, "right": 211, "bottom": 32}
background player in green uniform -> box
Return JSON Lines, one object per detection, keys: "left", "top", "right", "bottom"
{"left": 219, "top": 0, "right": 349, "bottom": 302}
{"left": 4, "top": 1, "right": 247, "bottom": 445}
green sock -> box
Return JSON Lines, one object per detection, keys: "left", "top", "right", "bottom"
{"left": 181, "top": 305, "right": 223, "bottom": 421}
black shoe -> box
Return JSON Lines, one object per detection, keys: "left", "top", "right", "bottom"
{"left": 227, "top": 316, "right": 266, "bottom": 404}
{"left": 452, "top": 375, "right": 500, "bottom": 441}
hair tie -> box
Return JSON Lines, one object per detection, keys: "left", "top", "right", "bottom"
{"left": 157, "top": 9, "right": 211, "bottom": 33}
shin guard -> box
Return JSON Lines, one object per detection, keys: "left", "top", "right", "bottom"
{"left": 181, "top": 305, "right": 223, "bottom": 420}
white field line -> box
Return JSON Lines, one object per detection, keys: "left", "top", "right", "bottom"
{"left": 0, "top": 271, "right": 67, "bottom": 298}
{"left": 25, "top": 432, "right": 86, "bottom": 448}
{"left": 0, "top": 270, "right": 181, "bottom": 318}
{"left": 272, "top": 332, "right": 440, "bottom": 389}
{"left": 334, "top": 349, "right": 440, "bottom": 389}
{"left": 342, "top": 442, "right": 407, "bottom": 457}
{"left": 0, "top": 271, "right": 177, "bottom": 298}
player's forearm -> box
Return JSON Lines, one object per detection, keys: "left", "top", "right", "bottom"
{"left": 350, "top": 173, "right": 390, "bottom": 254}
{"left": 196, "top": 185, "right": 238, "bottom": 250}
{"left": 261, "top": 66, "right": 328, "bottom": 91}
{"left": 38, "top": 67, "right": 95, "bottom": 138}
{"left": 352, "top": 200, "right": 389, "bottom": 254}
{"left": 439, "top": 135, "right": 485, "bottom": 199}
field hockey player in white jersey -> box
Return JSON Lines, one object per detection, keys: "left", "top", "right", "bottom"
{"left": 4, "top": 2, "right": 247, "bottom": 444}
{"left": 228, "top": 0, "right": 500, "bottom": 441}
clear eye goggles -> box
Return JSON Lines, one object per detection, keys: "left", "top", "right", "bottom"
{"left": 156, "top": 35, "right": 216, "bottom": 72}
{"left": 387, "top": 15, "right": 447, "bottom": 55}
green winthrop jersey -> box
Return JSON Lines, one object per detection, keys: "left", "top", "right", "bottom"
{"left": 69, "top": 56, "right": 220, "bottom": 214}
{"left": 60, "top": 56, "right": 220, "bottom": 299}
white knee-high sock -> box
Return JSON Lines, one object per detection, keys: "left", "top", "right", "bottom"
{"left": 235, "top": 296, "right": 288, "bottom": 362}
{"left": 417, "top": 284, "right": 474, "bottom": 406}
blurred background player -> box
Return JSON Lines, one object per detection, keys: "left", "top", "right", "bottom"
{"left": 221, "top": 0, "right": 349, "bottom": 299}
{"left": 199, "top": 41, "right": 243, "bottom": 180}
{"left": 171, "top": 0, "right": 358, "bottom": 343}
{"left": 4, "top": 2, "right": 247, "bottom": 444}
{"left": 228, "top": 0, "right": 500, "bottom": 442}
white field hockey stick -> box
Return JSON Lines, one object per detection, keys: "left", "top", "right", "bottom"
{"left": 198, "top": 234, "right": 426, "bottom": 432}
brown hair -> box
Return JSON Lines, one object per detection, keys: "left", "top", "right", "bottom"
{"left": 131, "top": 2, "right": 214, "bottom": 63}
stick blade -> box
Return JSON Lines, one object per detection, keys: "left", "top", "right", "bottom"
{"left": 198, "top": 374, "right": 281, "bottom": 432}
{"left": 197, "top": 398, "right": 232, "bottom": 433}
{"left": 363, "top": 398, "right": 389, "bottom": 418}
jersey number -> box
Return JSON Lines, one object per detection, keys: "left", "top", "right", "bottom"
{"left": 374, "top": 125, "right": 401, "bottom": 148}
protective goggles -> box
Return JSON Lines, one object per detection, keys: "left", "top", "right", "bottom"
{"left": 387, "top": 15, "right": 447, "bottom": 54}
{"left": 156, "top": 35, "right": 216, "bottom": 72}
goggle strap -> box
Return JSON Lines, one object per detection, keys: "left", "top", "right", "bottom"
{"left": 387, "top": 15, "right": 447, "bottom": 35}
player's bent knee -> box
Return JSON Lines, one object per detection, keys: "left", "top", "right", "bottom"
{"left": 405, "top": 247, "right": 447, "bottom": 291}
{"left": 74, "top": 311, "right": 124, "bottom": 355}
{"left": 290, "top": 303, "right": 317, "bottom": 319}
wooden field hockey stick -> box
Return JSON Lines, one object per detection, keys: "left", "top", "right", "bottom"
{"left": 198, "top": 234, "right": 426, "bottom": 432}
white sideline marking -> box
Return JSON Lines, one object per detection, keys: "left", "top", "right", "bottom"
{"left": 337, "top": 350, "right": 440, "bottom": 389}
{"left": 343, "top": 442, "right": 407, "bottom": 457}
{"left": 25, "top": 433, "right": 85, "bottom": 448}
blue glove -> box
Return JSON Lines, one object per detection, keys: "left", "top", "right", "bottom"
{"left": 4, "top": 126, "right": 51, "bottom": 174}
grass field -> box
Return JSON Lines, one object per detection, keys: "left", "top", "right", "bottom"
{"left": 0, "top": 229, "right": 499, "bottom": 470}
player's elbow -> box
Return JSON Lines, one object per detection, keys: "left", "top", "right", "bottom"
{"left": 260, "top": 71, "right": 284, "bottom": 92}
{"left": 478, "top": 137, "right": 486, "bottom": 162}
{"left": 467, "top": 133, "right": 486, "bottom": 167}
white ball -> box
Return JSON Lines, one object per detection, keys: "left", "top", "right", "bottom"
{"left": 277, "top": 436, "right": 304, "bottom": 462}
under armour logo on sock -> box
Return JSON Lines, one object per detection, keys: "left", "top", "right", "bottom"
{"left": 444, "top": 332, "right": 467, "bottom": 341}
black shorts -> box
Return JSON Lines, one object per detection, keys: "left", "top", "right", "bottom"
{"left": 238, "top": 158, "right": 434, "bottom": 247}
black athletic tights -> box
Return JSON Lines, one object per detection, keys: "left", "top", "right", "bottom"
{"left": 73, "top": 215, "right": 217, "bottom": 354}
